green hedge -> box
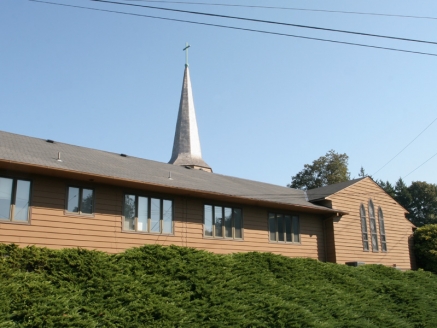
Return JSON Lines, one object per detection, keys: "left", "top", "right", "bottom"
{"left": 414, "top": 224, "right": 437, "bottom": 273}
{"left": 1, "top": 244, "right": 437, "bottom": 327}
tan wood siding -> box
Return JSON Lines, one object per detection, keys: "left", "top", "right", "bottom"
{"left": 0, "top": 174, "right": 326, "bottom": 260}
{"left": 327, "top": 178, "right": 414, "bottom": 269}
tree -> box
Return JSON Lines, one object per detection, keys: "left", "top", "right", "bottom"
{"left": 414, "top": 224, "right": 437, "bottom": 273}
{"left": 377, "top": 178, "right": 437, "bottom": 227}
{"left": 377, "top": 178, "right": 411, "bottom": 204}
{"left": 288, "top": 150, "right": 350, "bottom": 190}
{"left": 395, "top": 178, "right": 412, "bottom": 212}
{"left": 358, "top": 166, "right": 371, "bottom": 178}
{"left": 376, "top": 180, "right": 396, "bottom": 199}
{"left": 408, "top": 181, "right": 437, "bottom": 227}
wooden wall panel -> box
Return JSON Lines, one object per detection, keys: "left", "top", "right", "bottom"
{"left": 328, "top": 178, "right": 414, "bottom": 270}
{"left": 0, "top": 174, "right": 326, "bottom": 261}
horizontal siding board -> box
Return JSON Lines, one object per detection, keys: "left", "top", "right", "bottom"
{"left": 5, "top": 174, "right": 412, "bottom": 268}
{"left": 328, "top": 178, "right": 413, "bottom": 269}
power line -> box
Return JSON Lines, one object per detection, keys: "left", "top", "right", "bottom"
{"left": 30, "top": 1, "right": 437, "bottom": 57}
{"left": 373, "top": 117, "right": 437, "bottom": 177}
{"left": 403, "top": 151, "right": 437, "bottom": 179}
{"left": 90, "top": 0, "right": 437, "bottom": 46}
{"left": 125, "top": 0, "right": 437, "bottom": 21}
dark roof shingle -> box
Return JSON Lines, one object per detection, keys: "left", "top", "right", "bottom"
{"left": 306, "top": 178, "right": 365, "bottom": 201}
{"left": 0, "top": 130, "right": 334, "bottom": 212}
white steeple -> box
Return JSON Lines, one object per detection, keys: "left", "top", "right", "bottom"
{"left": 168, "top": 59, "right": 212, "bottom": 172}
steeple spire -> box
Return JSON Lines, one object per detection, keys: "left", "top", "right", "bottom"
{"left": 168, "top": 46, "right": 212, "bottom": 172}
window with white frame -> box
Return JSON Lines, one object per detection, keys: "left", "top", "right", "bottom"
{"left": 268, "top": 212, "right": 300, "bottom": 243}
{"left": 123, "top": 195, "right": 173, "bottom": 234}
{"left": 0, "top": 177, "right": 31, "bottom": 223}
{"left": 204, "top": 205, "right": 243, "bottom": 239}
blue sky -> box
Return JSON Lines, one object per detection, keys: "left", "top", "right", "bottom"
{"left": 1, "top": 0, "right": 436, "bottom": 187}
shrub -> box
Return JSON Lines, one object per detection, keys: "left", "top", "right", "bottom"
{"left": 414, "top": 224, "right": 437, "bottom": 273}
{"left": 1, "top": 244, "right": 437, "bottom": 327}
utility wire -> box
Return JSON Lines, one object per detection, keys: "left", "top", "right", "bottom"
{"left": 90, "top": 0, "right": 437, "bottom": 46}
{"left": 125, "top": 0, "right": 437, "bottom": 21}
{"left": 403, "top": 151, "right": 437, "bottom": 179}
{"left": 373, "top": 117, "right": 437, "bottom": 177}
{"left": 30, "top": 1, "right": 437, "bottom": 57}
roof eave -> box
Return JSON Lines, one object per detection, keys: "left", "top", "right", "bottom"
{"left": 0, "top": 159, "right": 342, "bottom": 215}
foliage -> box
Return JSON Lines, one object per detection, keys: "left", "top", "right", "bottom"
{"left": 377, "top": 180, "right": 396, "bottom": 199}
{"left": 289, "top": 150, "right": 350, "bottom": 190}
{"left": 358, "top": 166, "right": 371, "bottom": 178}
{"left": 1, "top": 244, "right": 437, "bottom": 327}
{"left": 377, "top": 179, "right": 437, "bottom": 227}
{"left": 396, "top": 178, "right": 413, "bottom": 213}
{"left": 414, "top": 224, "right": 437, "bottom": 274}
{"left": 408, "top": 182, "right": 437, "bottom": 226}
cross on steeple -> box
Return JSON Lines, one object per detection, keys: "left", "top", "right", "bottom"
{"left": 183, "top": 42, "right": 190, "bottom": 67}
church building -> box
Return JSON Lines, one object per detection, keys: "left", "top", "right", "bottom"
{"left": 0, "top": 59, "right": 415, "bottom": 269}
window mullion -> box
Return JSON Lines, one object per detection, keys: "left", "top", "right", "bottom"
{"left": 222, "top": 207, "right": 225, "bottom": 238}
{"left": 275, "top": 217, "right": 278, "bottom": 243}
{"left": 212, "top": 207, "right": 215, "bottom": 238}
{"left": 159, "top": 199, "right": 164, "bottom": 233}
{"left": 78, "top": 188, "right": 82, "bottom": 214}
{"left": 10, "top": 180, "right": 17, "bottom": 221}
{"left": 283, "top": 217, "right": 286, "bottom": 242}
{"left": 12, "top": 179, "right": 17, "bottom": 206}
{"left": 134, "top": 196, "right": 138, "bottom": 232}
{"left": 232, "top": 210, "right": 234, "bottom": 239}
{"left": 147, "top": 197, "right": 150, "bottom": 233}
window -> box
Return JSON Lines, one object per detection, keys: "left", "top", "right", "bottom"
{"left": 378, "top": 207, "right": 387, "bottom": 252}
{"left": 268, "top": 212, "right": 300, "bottom": 243}
{"left": 204, "top": 205, "right": 242, "bottom": 239}
{"left": 123, "top": 195, "right": 173, "bottom": 234}
{"left": 368, "top": 200, "right": 379, "bottom": 252}
{"left": 360, "top": 204, "right": 369, "bottom": 251}
{"left": 0, "top": 177, "right": 31, "bottom": 223}
{"left": 67, "top": 187, "right": 94, "bottom": 214}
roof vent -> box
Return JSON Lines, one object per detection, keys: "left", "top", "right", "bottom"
{"left": 46, "top": 139, "right": 54, "bottom": 143}
{"left": 120, "top": 154, "right": 127, "bottom": 157}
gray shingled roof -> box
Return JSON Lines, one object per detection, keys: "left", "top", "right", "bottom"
{"left": 0, "top": 130, "right": 334, "bottom": 212}
{"left": 306, "top": 178, "right": 365, "bottom": 201}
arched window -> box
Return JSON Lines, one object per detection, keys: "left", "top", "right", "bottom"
{"left": 378, "top": 207, "right": 387, "bottom": 252}
{"left": 368, "top": 200, "right": 379, "bottom": 252}
{"left": 360, "top": 204, "right": 369, "bottom": 251}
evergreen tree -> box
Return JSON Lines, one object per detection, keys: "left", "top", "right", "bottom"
{"left": 394, "top": 178, "right": 412, "bottom": 212}
{"left": 377, "top": 180, "right": 396, "bottom": 199}
{"left": 377, "top": 178, "right": 437, "bottom": 227}
{"left": 358, "top": 166, "right": 371, "bottom": 178}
